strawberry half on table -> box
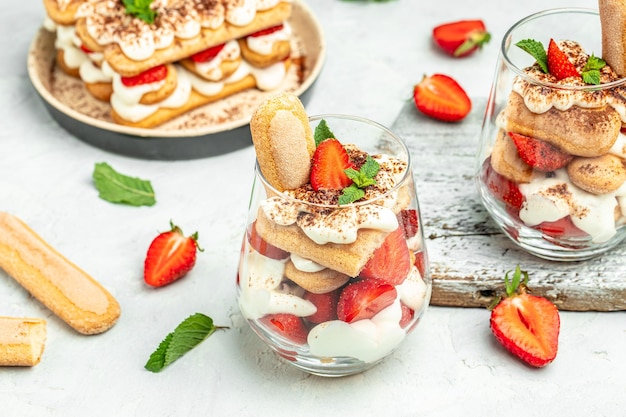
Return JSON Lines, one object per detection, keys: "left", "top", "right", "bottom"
{"left": 489, "top": 266, "right": 560, "bottom": 367}
{"left": 144, "top": 221, "right": 203, "bottom": 287}
{"left": 432, "top": 19, "right": 491, "bottom": 57}
{"left": 413, "top": 74, "right": 472, "bottom": 122}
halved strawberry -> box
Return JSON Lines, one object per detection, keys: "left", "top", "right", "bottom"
{"left": 310, "top": 138, "right": 356, "bottom": 191}
{"left": 249, "top": 24, "right": 284, "bottom": 37}
{"left": 360, "top": 227, "right": 411, "bottom": 285}
{"left": 398, "top": 209, "right": 419, "bottom": 239}
{"left": 144, "top": 221, "right": 202, "bottom": 287}
{"left": 508, "top": 132, "right": 573, "bottom": 172}
{"left": 121, "top": 65, "right": 168, "bottom": 87}
{"left": 414, "top": 251, "right": 426, "bottom": 278}
{"left": 337, "top": 279, "right": 397, "bottom": 323}
{"left": 190, "top": 43, "right": 226, "bottom": 63}
{"left": 413, "top": 74, "right": 472, "bottom": 122}
{"left": 490, "top": 266, "right": 560, "bottom": 367}
{"left": 547, "top": 38, "right": 580, "bottom": 80}
{"left": 247, "top": 221, "right": 289, "bottom": 260}
{"left": 432, "top": 19, "right": 491, "bottom": 57}
{"left": 259, "top": 313, "right": 308, "bottom": 344}
{"left": 481, "top": 157, "right": 524, "bottom": 210}
{"left": 80, "top": 44, "right": 93, "bottom": 54}
{"left": 303, "top": 290, "right": 340, "bottom": 324}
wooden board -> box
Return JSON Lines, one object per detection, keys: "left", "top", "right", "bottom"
{"left": 392, "top": 100, "right": 626, "bottom": 312}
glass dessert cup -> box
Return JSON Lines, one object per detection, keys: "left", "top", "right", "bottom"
{"left": 476, "top": 8, "right": 626, "bottom": 261}
{"left": 237, "top": 114, "right": 431, "bottom": 377}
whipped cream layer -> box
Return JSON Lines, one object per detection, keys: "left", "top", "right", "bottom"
{"left": 519, "top": 169, "right": 626, "bottom": 243}
{"left": 76, "top": 0, "right": 291, "bottom": 62}
{"left": 246, "top": 21, "right": 292, "bottom": 55}
{"left": 512, "top": 40, "right": 626, "bottom": 121}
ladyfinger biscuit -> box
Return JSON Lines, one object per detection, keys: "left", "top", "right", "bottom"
{"left": 250, "top": 92, "right": 315, "bottom": 192}
{"left": 490, "top": 129, "right": 533, "bottom": 183}
{"left": 179, "top": 55, "right": 243, "bottom": 82}
{"left": 284, "top": 261, "right": 350, "bottom": 294}
{"left": 0, "top": 212, "right": 120, "bottom": 335}
{"left": 239, "top": 38, "right": 291, "bottom": 68}
{"left": 56, "top": 49, "right": 81, "bottom": 78}
{"left": 504, "top": 92, "right": 621, "bottom": 157}
{"left": 85, "top": 81, "right": 113, "bottom": 102}
{"left": 567, "top": 154, "right": 626, "bottom": 194}
{"left": 138, "top": 64, "right": 179, "bottom": 106}
{"left": 76, "top": 2, "right": 293, "bottom": 77}
{"left": 600, "top": 0, "right": 626, "bottom": 77}
{"left": 0, "top": 317, "right": 46, "bottom": 367}
{"left": 255, "top": 208, "right": 389, "bottom": 278}
{"left": 43, "top": 0, "right": 84, "bottom": 25}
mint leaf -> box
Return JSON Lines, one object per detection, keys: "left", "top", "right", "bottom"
{"left": 339, "top": 185, "right": 365, "bottom": 205}
{"left": 122, "top": 0, "right": 157, "bottom": 24}
{"left": 581, "top": 54, "right": 606, "bottom": 85}
{"left": 314, "top": 119, "right": 335, "bottom": 147}
{"left": 339, "top": 156, "right": 380, "bottom": 205}
{"left": 92, "top": 162, "right": 156, "bottom": 206}
{"left": 515, "top": 39, "right": 548, "bottom": 73}
{"left": 145, "top": 313, "right": 228, "bottom": 373}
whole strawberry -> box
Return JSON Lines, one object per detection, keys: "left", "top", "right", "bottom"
{"left": 144, "top": 221, "right": 202, "bottom": 287}
{"left": 432, "top": 19, "right": 491, "bottom": 57}
{"left": 489, "top": 266, "right": 560, "bottom": 367}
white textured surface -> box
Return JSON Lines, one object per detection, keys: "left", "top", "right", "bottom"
{"left": 2, "top": 0, "right": 625, "bottom": 416}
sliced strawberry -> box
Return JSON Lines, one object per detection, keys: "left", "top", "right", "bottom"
{"left": 547, "top": 38, "right": 580, "bottom": 80}
{"left": 399, "top": 303, "right": 415, "bottom": 328}
{"left": 303, "top": 290, "right": 340, "bottom": 324}
{"left": 337, "top": 279, "right": 397, "bottom": 323}
{"left": 80, "top": 44, "right": 93, "bottom": 54}
{"left": 310, "top": 138, "right": 356, "bottom": 191}
{"left": 432, "top": 19, "right": 491, "bottom": 57}
{"left": 534, "top": 216, "right": 588, "bottom": 238}
{"left": 249, "top": 24, "right": 284, "bottom": 37}
{"left": 481, "top": 157, "right": 524, "bottom": 210}
{"left": 247, "top": 221, "right": 289, "bottom": 260}
{"left": 190, "top": 43, "right": 226, "bottom": 63}
{"left": 413, "top": 74, "right": 472, "bottom": 122}
{"left": 259, "top": 313, "right": 308, "bottom": 344}
{"left": 398, "top": 209, "right": 419, "bottom": 239}
{"left": 414, "top": 251, "right": 426, "bottom": 278}
{"left": 121, "top": 65, "right": 168, "bottom": 87}
{"left": 490, "top": 266, "right": 560, "bottom": 367}
{"left": 144, "top": 221, "right": 202, "bottom": 287}
{"left": 360, "top": 227, "right": 411, "bottom": 285}
{"left": 508, "top": 132, "right": 573, "bottom": 172}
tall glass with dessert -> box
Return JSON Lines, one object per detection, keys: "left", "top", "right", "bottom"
{"left": 476, "top": 6, "right": 626, "bottom": 261}
{"left": 237, "top": 93, "right": 431, "bottom": 376}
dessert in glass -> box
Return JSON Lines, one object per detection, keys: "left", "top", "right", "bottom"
{"left": 237, "top": 93, "right": 431, "bottom": 377}
{"left": 476, "top": 7, "right": 626, "bottom": 261}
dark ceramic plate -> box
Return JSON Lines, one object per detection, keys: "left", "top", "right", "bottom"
{"left": 27, "top": 1, "right": 325, "bottom": 160}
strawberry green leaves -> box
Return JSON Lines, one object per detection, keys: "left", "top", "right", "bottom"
{"left": 122, "top": 0, "right": 157, "bottom": 24}
{"left": 92, "top": 162, "right": 156, "bottom": 206}
{"left": 145, "top": 313, "right": 228, "bottom": 373}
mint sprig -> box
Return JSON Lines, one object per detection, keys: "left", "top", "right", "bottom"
{"left": 314, "top": 119, "right": 335, "bottom": 147}
{"left": 122, "top": 0, "right": 157, "bottom": 24}
{"left": 581, "top": 54, "right": 606, "bottom": 85}
{"left": 92, "top": 162, "right": 156, "bottom": 206}
{"left": 338, "top": 156, "right": 380, "bottom": 205}
{"left": 145, "top": 313, "right": 228, "bottom": 373}
{"left": 515, "top": 39, "right": 548, "bottom": 73}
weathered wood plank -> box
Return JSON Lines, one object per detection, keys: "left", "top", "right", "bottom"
{"left": 392, "top": 100, "right": 626, "bottom": 311}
